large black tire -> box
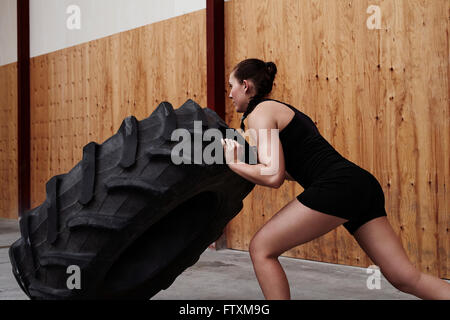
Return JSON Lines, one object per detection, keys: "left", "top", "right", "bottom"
{"left": 9, "top": 99, "right": 256, "bottom": 300}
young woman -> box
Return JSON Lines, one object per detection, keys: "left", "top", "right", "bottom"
{"left": 221, "top": 58, "right": 450, "bottom": 300}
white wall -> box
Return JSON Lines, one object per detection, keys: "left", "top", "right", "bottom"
{"left": 30, "top": 0, "right": 208, "bottom": 59}
{"left": 0, "top": 0, "right": 17, "bottom": 66}
{"left": 1, "top": 0, "right": 231, "bottom": 67}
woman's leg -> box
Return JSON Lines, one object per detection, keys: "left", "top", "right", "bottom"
{"left": 353, "top": 216, "right": 450, "bottom": 299}
{"left": 249, "top": 199, "right": 348, "bottom": 300}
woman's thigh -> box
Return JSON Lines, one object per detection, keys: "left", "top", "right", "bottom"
{"left": 250, "top": 199, "right": 348, "bottom": 258}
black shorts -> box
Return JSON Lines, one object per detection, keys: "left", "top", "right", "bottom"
{"left": 296, "top": 164, "right": 387, "bottom": 235}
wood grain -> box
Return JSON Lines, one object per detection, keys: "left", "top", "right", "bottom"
{"left": 28, "top": 11, "right": 207, "bottom": 221}
{"left": 2, "top": 0, "right": 448, "bottom": 279}
{"left": 224, "top": 0, "right": 449, "bottom": 279}
{"left": 0, "top": 63, "right": 18, "bottom": 220}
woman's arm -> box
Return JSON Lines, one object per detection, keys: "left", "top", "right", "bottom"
{"left": 227, "top": 161, "right": 284, "bottom": 188}
{"left": 222, "top": 109, "right": 285, "bottom": 189}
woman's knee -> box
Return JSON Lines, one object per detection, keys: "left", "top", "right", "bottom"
{"left": 249, "top": 234, "right": 263, "bottom": 260}
{"left": 249, "top": 232, "right": 280, "bottom": 261}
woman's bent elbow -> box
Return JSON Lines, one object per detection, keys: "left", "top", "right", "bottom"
{"left": 269, "top": 176, "right": 284, "bottom": 189}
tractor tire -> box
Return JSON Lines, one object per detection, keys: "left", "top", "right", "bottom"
{"left": 9, "top": 99, "right": 256, "bottom": 300}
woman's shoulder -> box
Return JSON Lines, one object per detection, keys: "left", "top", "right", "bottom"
{"left": 256, "top": 98, "right": 296, "bottom": 112}
{"left": 247, "top": 99, "right": 295, "bottom": 129}
{"left": 250, "top": 99, "right": 285, "bottom": 115}
{"left": 247, "top": 100, "right": 276, "bottom": 121}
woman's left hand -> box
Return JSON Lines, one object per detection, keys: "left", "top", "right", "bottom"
{"left": 221, "top": 138, "right": 244, "bottom": 164}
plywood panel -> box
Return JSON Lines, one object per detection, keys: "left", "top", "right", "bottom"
{"left": 29, "top": 11, "right": 207, "bottom": 215}
{"left": 0, "top": 63, "right": 18, "bottom": 219}
{"left": 224, "top": 0, "right": 449, "bottom": 278}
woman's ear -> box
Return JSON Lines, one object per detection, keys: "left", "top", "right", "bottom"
{"left": 243, "top": 79, "right": 251, "bottom": 93}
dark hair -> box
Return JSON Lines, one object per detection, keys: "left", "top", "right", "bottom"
{"left": 231, "top": 58, "right": 278, "bottom": 130}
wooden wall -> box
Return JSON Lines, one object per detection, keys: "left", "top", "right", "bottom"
{"left": 0, "top": 63, "right": 18, "bottom": 220}
{"left": 224, "top": 0, "right": 449, "bottom": 279}
{"left": 29, "top": 10, "right": 207, "bottom": 210}
{"left": 2, "top": 0, "right": 448, "bottom": 280}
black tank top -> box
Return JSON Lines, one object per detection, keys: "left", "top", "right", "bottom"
{"left": 250, "top": 98, "right": 357, "bottom": 188}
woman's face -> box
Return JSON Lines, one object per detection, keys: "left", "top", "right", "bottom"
{"left": 228, "top": 72, "right": 253, "bottom": 113}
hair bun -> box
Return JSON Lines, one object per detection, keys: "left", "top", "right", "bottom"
{"left": 265, "top": 61, "right": 277, "bottom": 79}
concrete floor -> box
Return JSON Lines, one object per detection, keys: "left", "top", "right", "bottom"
{"left": 0, "top": 218, "right": 430, "bottom": 300}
